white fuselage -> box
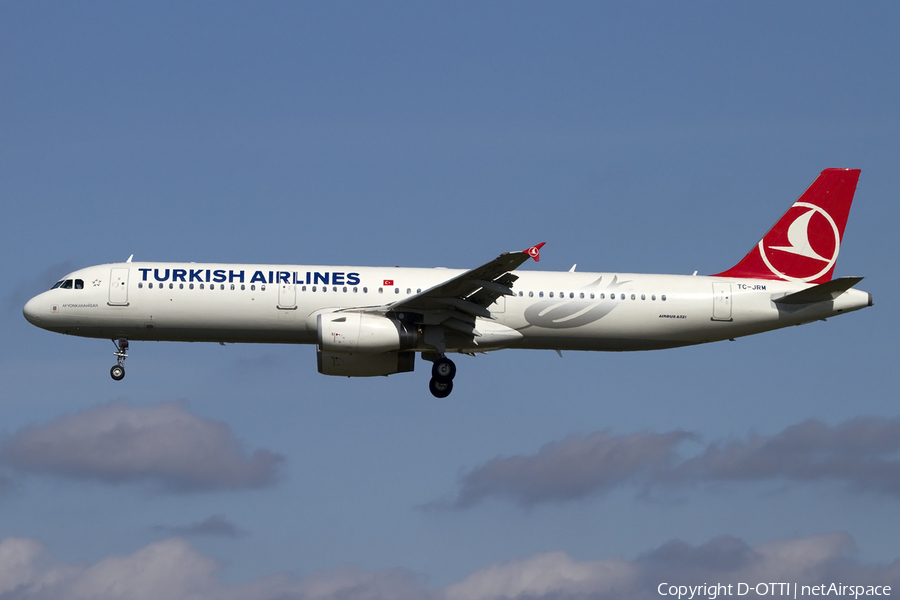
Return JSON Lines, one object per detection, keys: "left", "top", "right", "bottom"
{"left": 23, "top": 261, "right": 872, "bottom": 353}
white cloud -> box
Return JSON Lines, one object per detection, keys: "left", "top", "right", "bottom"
{"left": 441, "top": 430, "right": 694, "bottom": 509}
{"left": 446, "top": 532, "right": 900, "bottom": 600}
{"left": 153, "top": 514, "right": 245, "bottom": 538}
{"left": 439, "top": 417, "right": 900, "bottom": 508}
{"left": 443, "top": 551, "right": 637, "bottom": 600}
{"left": 670, "top": 417, "right": 900, "bottom": 493}
{"left": 0, "top": 402, "right": 283, "bottom": 492}
{"left": 0, "top": 537, "right": 429, "bottom": 600}
{"left": 1, "top": 532, "right": 898, "bottom": 600}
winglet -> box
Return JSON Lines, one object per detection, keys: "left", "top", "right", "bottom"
{"left": 525, "top": 242, "right": 546, "bottom": 262}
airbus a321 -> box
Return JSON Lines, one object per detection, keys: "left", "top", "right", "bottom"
{"left": 24, "top": 169, "right": 872, "bottom": 397}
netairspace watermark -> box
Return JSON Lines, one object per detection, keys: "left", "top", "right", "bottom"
{"left": 658, "top": 583, "right": 892, "bottom": 599}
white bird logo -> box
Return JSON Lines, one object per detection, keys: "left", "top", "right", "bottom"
{"left": 768, "top": 209, "right": 830, "bottom": 262}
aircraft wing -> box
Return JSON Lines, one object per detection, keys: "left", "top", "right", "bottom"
{"left": 382, "top": 243, "right": 544, "bottom": 316}
{"left": 365, "top": 243, "right": 544, "bottom": 347}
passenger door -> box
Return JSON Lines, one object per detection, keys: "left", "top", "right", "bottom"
{"left": 109, "top": 268, "right": 129, "bottom": 306}
{"left": 711, "top": 282, "right": 732, "bottom": 321}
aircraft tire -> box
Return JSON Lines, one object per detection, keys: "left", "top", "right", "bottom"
{"left": 429, "top": 377, "right": 453, "bottom": 398}
{"left": 110, "top": 365, "right": 125, "bottom": 381}
{"left": 432, "top": 357, "right": 456, "bottom": 382}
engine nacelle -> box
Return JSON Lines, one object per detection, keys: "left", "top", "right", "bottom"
{"left": 317, "top": 349, "right": 415, "bottom": 377}
{"left": 317, "top": 312, "right": 418, "bottom": 353}
{"left": 316, "top": 312, "right": 419, "bottom": 376}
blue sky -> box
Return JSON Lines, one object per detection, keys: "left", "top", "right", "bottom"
{"left": 2, "top": 2, "right": 900, "bottom": 598}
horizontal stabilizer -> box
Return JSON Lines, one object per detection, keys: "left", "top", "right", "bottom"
{"left": 773, "top": 277, "right": 864, "bottom": 305}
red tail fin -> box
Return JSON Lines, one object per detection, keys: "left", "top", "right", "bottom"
{"left": 714, "top": 169, "right": 860, "bottom": 283}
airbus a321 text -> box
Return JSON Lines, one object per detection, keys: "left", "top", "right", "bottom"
{"left": 24, "top": 169, "right": 872, "bottom": 397}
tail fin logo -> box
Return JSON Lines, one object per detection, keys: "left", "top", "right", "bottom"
{"left": 525, "top": 242, "right": 546, "bottom": 262}
{"left": 759, "top": 202, "right": 840, "bottom": 283}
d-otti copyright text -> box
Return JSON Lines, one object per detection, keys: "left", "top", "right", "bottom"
{"left": 658, "top": 583, "right": 891, "bottom": 599}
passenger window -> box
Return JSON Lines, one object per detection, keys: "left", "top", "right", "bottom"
{"left": 138, "top": 282, "right": 143, "bottom": 289}
{"left": 189, "top": 283, "right": 194, "bottom": 290}
{"left": 230, "top": 284, "right": 235, "bottom": 290}
{"left": 395, "top": 288, "right": 399, "bottom": 294}
{"left": 579, "top": 292, "right": 584, "bottom": 299}
{"left": 199, "top": 284, "right": 204, "bottom": 289}
{"left": 539, "top": 291, "right": 544, "bottom": 298}
{"left": 529, "top": 291, "right": 533, "bottom": 297}
{"left": 312, "top": 286, "right": 317, "bottom": 292}
{"left": 149, "top": 282, "right": 154, "bottom": 289}
{"left": 570, "top": 292, "right": 574, "bottom": 298}
{"left": 170, "top": 283, "right": 174, "bottom": 289}
{"left": 417, "top": 288, "right": 421, "bottom": 293}
{"left": 406, "top": 288, "right": 411, "bottom": 294}
{"left": 641, "top": 294, "right": 645, "bottom": 300}
{"left": 631, "top": 294, "right": 636, "bottom": 300}
{"left": 652, "top": 294, "right": 656, "bottom": 300}
{"left": 343, "top": 287, "right": 347, "bottom": 293}
{"left": 179, "top": 284, "right": 184, "bottom": 289}
{"left": 549, "top": 292, "right": 554, "bottom": 298}
{"left": 363, "top": 287, "right": 368, "bottom": 293}
{"left": 662, "top": 295, "right": 667, "bottom": 301}
{"left": 261, "top": 285, "right": 266, "bottom": 291}
{"left": 590, "top": 293, "right": 594, "bottom": 299}
{"left": 332, "top": 286, "right": 337, "bottom": 292}
{"left": 353, "top": 287, "right": 358, "bottom": 293}
{"left": 251, "top": 285, "right": 256, "bottom": 291}
{"left": 378, "top": 287, "right": 383, "bottom": 293}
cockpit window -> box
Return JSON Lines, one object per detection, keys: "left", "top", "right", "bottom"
{"left": 51, "top": 278, "right": 82, "bottom": 290}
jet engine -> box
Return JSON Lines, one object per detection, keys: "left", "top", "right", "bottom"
{"left": 316, "top": 312, "right": 418, "bottom": 377}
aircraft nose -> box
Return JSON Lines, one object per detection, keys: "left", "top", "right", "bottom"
{"left": 23, "top": 295, "right": 44, "bottom": 325}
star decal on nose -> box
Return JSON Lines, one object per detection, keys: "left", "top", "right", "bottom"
{"left": 93, "top": 279, "right": 102, "bottom": 287}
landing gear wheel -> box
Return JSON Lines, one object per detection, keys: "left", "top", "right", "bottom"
{"left": 111, "top": 338, "right": 129, "bottom": 382}
{"left": 429, "top": 378, "right": 453, "bottom": 398}
{"left": 432, "top": 357, "right": 457, "bottom": 382}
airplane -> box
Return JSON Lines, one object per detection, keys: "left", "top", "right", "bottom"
{"left": 23, "top": 168, "right": 871, "bottom": 398}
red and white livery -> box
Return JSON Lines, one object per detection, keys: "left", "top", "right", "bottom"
{"left": 24, "top": 169, "right": 872, "bottom": 397}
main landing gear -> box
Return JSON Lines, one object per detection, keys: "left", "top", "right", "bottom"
{"left": 110, "top": 338, "right": 128, "bottom": 381}
{"left": 428, "top": 356, "right": 457, "bottom": 398}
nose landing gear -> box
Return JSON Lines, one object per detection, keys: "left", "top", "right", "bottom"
{"left": 110, "top": 338, "right": 128, "bottom": 381}
{"left": 428, "top": 356, "right": 456, "bottom": 398}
